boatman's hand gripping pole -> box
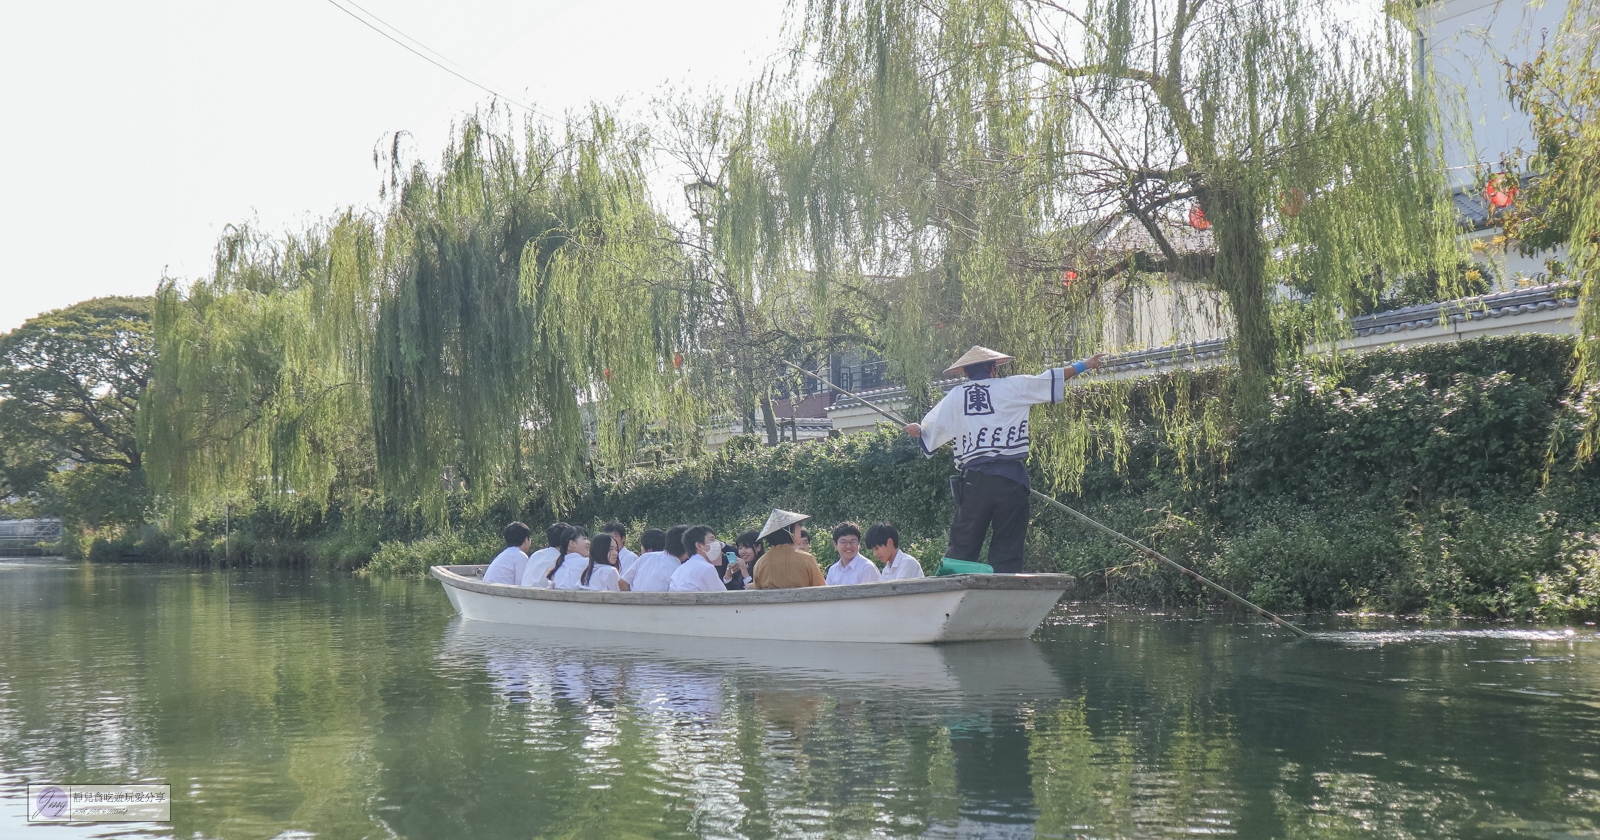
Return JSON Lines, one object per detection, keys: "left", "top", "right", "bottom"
{"left": 781, "top": 360, "right": 1311, "bottom": 638}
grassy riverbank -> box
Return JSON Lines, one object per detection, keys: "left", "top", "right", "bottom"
{"left": 100, "top": 334, "right": 1600, "bottom": 620}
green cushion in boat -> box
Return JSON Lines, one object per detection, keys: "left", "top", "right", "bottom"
{"left": 936, "top": 558, "right": 994, "bottom": 576}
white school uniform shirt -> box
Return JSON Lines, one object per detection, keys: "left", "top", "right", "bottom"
{"left": 483, "top": 546, "right": 528, "bottom": 585}
{"left": 668, "top": 553, "right": 727, "bottom": 592}
{"left": 584, "top": 564, "right": 623, "bottom": 592}
{"left": 617, "top": 547, "right": 639, "bottom": 575}
{"left": 916, "top": 368, "right": 1068, "bottom": 468}
{"left": 880, "top": 550, "right": 925, "bottom": 581}
{"left": 826, "top": 554, "right": 882, "bottom": 586}
{"left": 549, "top": 553, "right": 589, "bottom": 591}
{"left": 624, "top": 551, "right": 680, "bottom": 592}
{"left": 518, "top": 546, "right": 563, "bottom": 587}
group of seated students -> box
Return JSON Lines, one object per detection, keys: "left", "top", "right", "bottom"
{"left": 480, "top": 509, "right": 924, "bottom": 593}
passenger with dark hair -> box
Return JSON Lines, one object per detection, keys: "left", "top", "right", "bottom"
{"left": 665, "top": 525, "right": 689, "bottom": 560}
{"left": 865, "top": 522, "right": 923, "bottom": 580}
{"left": 602, "top": 521, "right": 639, "bottom": 574}
{"left": 581, "top": 533, "right": 629, "bottom": 591}
{"left": 825, "top": 521, "right": 880, "bottom": 585}
{"left": 796, "top": 526, "right": 812, "bottom": 553}
{"left": 625, "top": 526, "right": 683, "bottom": 592}
{"left": 725, "top": 529, "right": 763, "bottom": 589}
{"left": 547, "top": 526, "right": 591, "bottom": 590}
{"left": 668, "top": 524, "right": 727, "bottom": 592}
{"left": 519, "top": 521, "right": 572, "bottom": 587}
{"left": 750, "top": 509, "right": 826, "bottom": 589}
{"left": 483, "top": 521, "right": 534, "bottom": 585}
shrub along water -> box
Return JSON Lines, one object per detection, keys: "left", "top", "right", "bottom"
{"left": 109, "top": 334, "right": 1600, "bottom": 620}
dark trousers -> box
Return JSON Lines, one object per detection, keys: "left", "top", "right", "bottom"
{"left": 946, "top": 471, "right": 1030, "bottom": 573}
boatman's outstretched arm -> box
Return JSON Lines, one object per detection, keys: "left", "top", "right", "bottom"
{"left": 1067, "top": 353, "right": 1107, "bottom": 380}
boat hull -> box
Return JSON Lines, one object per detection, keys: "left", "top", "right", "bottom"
{"left": 431, "top": 565, "right": 1073, "bottom": 644}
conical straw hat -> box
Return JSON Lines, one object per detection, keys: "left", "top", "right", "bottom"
{"left": 758, "top": 508, "right": 811, "bottom": 540}
{"left": 943, "top": 345, "right": 1016, "bottom": 376}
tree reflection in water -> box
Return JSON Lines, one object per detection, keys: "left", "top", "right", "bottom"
{"left": 4, "top": 563, "right": 1600, "bottom": 839}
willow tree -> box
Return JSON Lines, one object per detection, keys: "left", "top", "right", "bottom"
{"left": 745, "top": 0, "right": 1458, "bottom": 422}
{"left": 656, "top": 93, "right": 885, "bottom": 443}
{"left": 1497, "top": 3, "right": 1600, "bottom": 461}
{"left": 142, "top": 110, "right": 693, "bottom": 524}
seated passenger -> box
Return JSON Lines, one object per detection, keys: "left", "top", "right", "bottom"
{"left": 546, "top": 526, "right": 591, "bottom": 590}
{"left": 581, "top": 533, "right": 630, "bottom": 591}
{"left": 519, "top": 521, "right": 571, "bottom": 587}
{"left": 865, "top": 522, "right": 924, "bottom": 581}
{"left": 624, "top": 526, "right": 684, "bottom": 592}
{"left": 603, "top": 521, "right": 639, "bottom": 574}
{"left": 724, "top": 529, "right": 763, "bottom": 590}
{"left": 750, "top": 509, "right": 826, "bottom": 589}
{"left": 824, "top": 521, "right": 881, "bottom": 585}
{"left": 483, "top": 521, "right": 532, "bottom": 585}
{"left": 668, "top": 525, "right": 729, "bottom": 592}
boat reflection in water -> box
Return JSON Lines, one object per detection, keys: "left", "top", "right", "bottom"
{"left": 441, "top": 618, "right": 1067, "bottom": 709}
{"left": 436, "top": 619, "right": 1068, "bottom": 837}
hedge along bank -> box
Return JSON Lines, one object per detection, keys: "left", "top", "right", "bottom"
{"left": 125, "top": 334, "right": 1600, "bottom": 620}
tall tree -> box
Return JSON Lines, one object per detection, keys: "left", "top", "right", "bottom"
{"left": 657, "top": 93, "right": 881, "bottom": 445}
{"left": 0, "top": 296, "right": 152, "bottom": 483}
{"left": 741, "top": 0, "right": 1458, "bottom": 421}
{"left": 141, "top": 110, "right": 693, "bottom": 523}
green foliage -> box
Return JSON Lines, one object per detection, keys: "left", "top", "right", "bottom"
{"left": 1500, "top": 4, "right": 1600, "bottom": 466}
{"left": 0, "top": 297, "right": 154, "bottom": 551}
{"left": 365, "top": 530, "right": 502, "bottom": 578}
{"left": 142, "top": 111, "right": 696, "bottom": 526}
{"left": 739, "top": 0, "right": 1459, "bottom": 432}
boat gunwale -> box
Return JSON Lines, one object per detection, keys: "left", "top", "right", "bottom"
{"left": 431, "top": 564, "right": 1073, "bottom": 606}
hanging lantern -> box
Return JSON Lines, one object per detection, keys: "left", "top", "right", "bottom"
{"left": 1060, "top": 269, "right": 1077, "bottom": 288}
{"left": 1486, "top": 175, "right": 1518, "bottom": 209}
{"left": 1279, "top": 188, "right": 1306, "bottom": 217}
{"left": 672, "top": 352, "right": 683, "bottom": 370}
{"left": 1188, "top": 205, "right": 1210, "bottom": 231}
{"left": 603, "top": 367, "right": 612, "bottom": 381}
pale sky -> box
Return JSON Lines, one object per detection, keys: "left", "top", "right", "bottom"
{"left": 0, "top": 0, "right": 791, "bottom": 332}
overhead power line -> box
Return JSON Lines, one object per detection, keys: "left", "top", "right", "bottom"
{"left": 321, "top": 0, "right": 555, "bottom": 121}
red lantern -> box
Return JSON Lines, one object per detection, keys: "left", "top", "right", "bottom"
{"left": 1486, "top": 175, "right": 1518, "bottom": 208}
{"left": 1060, "top": 269, "right": 1077, "bottom": 288}
{"left": 1279, "top": 188, "right": 1306, "bottom": 217}
{"left": 603, "top": 368, "right": 612, "bottom": 381}
{"left": 1188, "top": 205, "right": 1210, "bottom": 231}
{"left": 672, "top": 353, "right": 683, "bottom": 370}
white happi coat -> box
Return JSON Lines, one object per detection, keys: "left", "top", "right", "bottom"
{"left": 917, "top": 368, "right": 1068, "bottom": 468}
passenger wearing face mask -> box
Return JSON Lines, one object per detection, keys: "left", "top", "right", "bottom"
{"left": 667, "top": 524, "right": 729, "bottom": 593}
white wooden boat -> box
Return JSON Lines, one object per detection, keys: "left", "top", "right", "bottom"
{"left": 431, "top": 564, "right": 1075, "bottom": 644}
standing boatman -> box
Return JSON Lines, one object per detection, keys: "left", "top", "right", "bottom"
{"left": 904, "top": 346, "right": 1105, "bottom": 574}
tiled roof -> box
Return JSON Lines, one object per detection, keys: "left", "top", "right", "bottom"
{"left": 1349, "top": 282, "right": 1576, "bottom": 337}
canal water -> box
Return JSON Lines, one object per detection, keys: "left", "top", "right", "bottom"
{"left": 3, "top": 557, "right": 1599, "bottom": 839}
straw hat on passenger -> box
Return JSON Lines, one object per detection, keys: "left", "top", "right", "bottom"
{"left": 758, "top": 508, "right": 810, "bottom": 540}
{"left": 943, "top": 345, "right": 1015, "bottom": 376}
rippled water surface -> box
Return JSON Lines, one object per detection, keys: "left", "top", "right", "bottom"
{"left": 4, "top": 558, "right": 1600, "bottom": 838}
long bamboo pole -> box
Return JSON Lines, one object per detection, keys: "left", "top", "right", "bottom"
{"left": 782, "top": 360, "right": 1310, "bottom": 637}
